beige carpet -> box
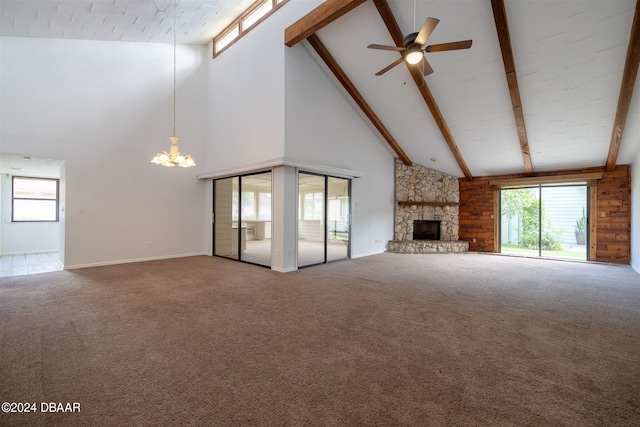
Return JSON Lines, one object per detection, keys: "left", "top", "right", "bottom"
{"left": 1, "top": 253, "right": 638, "bottom": 426}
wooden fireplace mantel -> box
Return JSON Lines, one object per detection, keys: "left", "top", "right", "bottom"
{"left": 397, "top": 201, "right": 459, "bottom": 207}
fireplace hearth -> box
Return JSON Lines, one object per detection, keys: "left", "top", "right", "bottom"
{"left": 413, "top": 220, "right": 441, "bottom": 241}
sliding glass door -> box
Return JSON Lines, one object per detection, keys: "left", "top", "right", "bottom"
{"left": 298, "top": 173, "right": 325, "bottom": 267}
{"left": 540, "top": 185, "right": 587, "bottom": 259}
{"left": 500, "top": 184, "right": 588, "bottom": 260}
{"left": 327, "top": 177, "right": 350, "bottom": 262}
{"left": 298, "top": 172, "right": 350, "bottom": 267}
{"left": 214, "top": 177, "right": 239, "bottom": 260}
{"left": 213, "top": 172, "right": 272, "bottom": 267}
{"left": 240, "top": 172, "right": 272, "bottom": 266}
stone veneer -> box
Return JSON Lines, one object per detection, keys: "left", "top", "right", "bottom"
{"left": 388, "top": 159, "right": 468, "bottom": 254}
{"left": 387, "top": 239, "right": 469, "bottom": 253}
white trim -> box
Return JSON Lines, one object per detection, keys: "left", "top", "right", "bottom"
{"left": 351, "top": 250, "right": 385, "bottom": 259}
{"left": 271, "top": 265, "right": 297, "bottom": 273}
{"left": 198, "top": 158, "right": 283, "bottom": 180}
{"left": 197, "top": 157, "right": 363, "bottom": 180}
{"left": 64, "top": 252, "right": 207, "bottom": 270}
{"left": 1, "top": 249, "right": 59, "bottom": 256}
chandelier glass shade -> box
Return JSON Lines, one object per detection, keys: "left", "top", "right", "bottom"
{"left": 150, "top": 0, "right": 195, "bottom": 168}
{"left": 151, "top": 137, "right": 196, "bottom": 167}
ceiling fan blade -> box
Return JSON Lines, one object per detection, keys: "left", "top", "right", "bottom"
{"left": 426, "top": 40, "right": 473, "bottom": 52}
{"left": 415, "top": 17, "right": 440, "bottom": 46}
{"left": 419, "top": 57, "right": 434, "bottom": 76}
{"left": 375, "top": 57, "right": 405, "bottom": 76}
{"left": 368, "top": 43, "right": 404, "bottom": 51}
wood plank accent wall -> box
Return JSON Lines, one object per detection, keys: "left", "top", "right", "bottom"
{"left": 459, "top": 166, "right": 631, "bottom": 264}
{"left": 459, "top": 177, "right": 498, "bottom": 252}
{"left": 595, "top": 165, "right": 631, "bottom": 263}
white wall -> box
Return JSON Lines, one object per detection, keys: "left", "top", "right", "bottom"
{"left": 205, "top": 1, "right": 394, "bottom": 262}
{"left": 205, "top": 3, "right": 313, "bottom": 171}
{"left": 284, "top": 42, "right": 395, "bottom": 258}
{"left": 1, "top": 37, "right": 208, "bottom": 268}
{"left": 631, "top": 147, "right": 640, "bottom": 273}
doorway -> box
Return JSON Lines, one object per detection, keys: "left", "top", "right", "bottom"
{"left": 500, "top": 184, "right": 588, "bottom": 260}
{"left": 0, "top": 153, "right": 65, "bottom": 276}
{"left": 298, "top": 172, "right": 350, "bottom": 267}
{"left": 213, "top": 172, "right": 272, "bottom": 267}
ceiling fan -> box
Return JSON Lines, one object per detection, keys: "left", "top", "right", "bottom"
{"left": 368, "top": 17, "right": 472, "bottom": 76}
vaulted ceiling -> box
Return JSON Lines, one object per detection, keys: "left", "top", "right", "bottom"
{"left": 288, "top": 0, "right": 640, "bottom": 178}
{"left": 1, "top": 0, "right": 639, "bottom": 179}
{"left": 0, "top": 0, "right": 254, "bottom": 44}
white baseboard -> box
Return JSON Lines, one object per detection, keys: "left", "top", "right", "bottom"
{"left": 271, "top": 266, "right": 297, "bottom": 273}
{"left": 64, "top": 252, "right": 208, "bottom": 270}
{"left": 350, "top": 249, "right": 385, "bottom": 259}
{"left": 1, "top": 249, "right": 59, "bottom": 256}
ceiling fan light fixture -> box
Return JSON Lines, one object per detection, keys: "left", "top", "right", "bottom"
{"left": 368, "top": 16, "right": 472, "bottom": 77}
{"left": 406, "top": 50, "right": 423, "bottom": 65}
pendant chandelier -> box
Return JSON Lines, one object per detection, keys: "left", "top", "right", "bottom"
{"left": 151, "top": 0, "right": 195, "bottom": 168}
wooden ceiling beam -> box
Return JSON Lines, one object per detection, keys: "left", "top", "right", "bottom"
{"left": 371, "top": 0, "right": 472, "bottom": 179}
{"left": 490, "top": 0, "right": 534, "bottom": 175}
{"left": 306, "top": 34, "right": 412, "bottom": 166}
{"left": 490, "top": 172, "right": 604, "bottom": 188}
{"left": 605, "top": 0, "right": 640, "bottom": 172}
{"left": 284, "top": 0, "right": 366, "bottom": 47}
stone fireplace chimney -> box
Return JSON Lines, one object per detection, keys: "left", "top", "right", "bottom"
{"left": 388, "top": 160, "right": 468, "bottom": 254}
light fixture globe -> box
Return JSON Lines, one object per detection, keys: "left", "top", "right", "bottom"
{"left": 150, "top": 136, "right": 196, "bottom": 168}
{"left": 405, "top": 46, "right": 423, "bottom": 65}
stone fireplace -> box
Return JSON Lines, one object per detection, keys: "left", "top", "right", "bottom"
{"left": 387, "top": 160, "right": 469, "bottom": 254}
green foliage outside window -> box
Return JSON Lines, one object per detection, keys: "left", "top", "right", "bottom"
{"left": 502, "top": 188, "right": 563, "bottom": 251}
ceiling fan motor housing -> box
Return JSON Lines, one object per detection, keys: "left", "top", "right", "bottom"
{"left": 404, "top": 32, "right": 419, "bottom": 48}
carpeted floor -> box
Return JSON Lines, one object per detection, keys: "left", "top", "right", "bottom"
{"left": 1, "top": 253, "right": 638, "bottom": 426}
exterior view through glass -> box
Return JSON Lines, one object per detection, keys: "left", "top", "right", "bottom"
{"left": 213, "top": 172, "right": 272, "bottom": 267}
{"left": 500, "top": 184, "right": 588, "bottom": 260}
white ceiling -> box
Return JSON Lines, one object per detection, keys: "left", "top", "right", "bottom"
{"left": 314, "top": 0, "right": 640, "bottom": 176}
{"left": 0, "top": 153, "right": 64, "bottom": 177}
{"left": 1, "top": 0, "right": 638, "bottom": 177}
{"left": 0, "top": 0, "right": 255, "bottom": 44}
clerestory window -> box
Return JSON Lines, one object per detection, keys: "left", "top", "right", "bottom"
{"left": 213, "top": 0, "right": 289, "bottom": 58}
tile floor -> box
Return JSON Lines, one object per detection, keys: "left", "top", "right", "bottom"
{"left": 0, "top": 252, "right": 63, "bottom": 277}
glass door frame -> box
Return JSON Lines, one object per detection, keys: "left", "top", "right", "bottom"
{"left": 498, "top": 183, "right": 590, "bottom": 260}
{"left": 297, "top": 171, "right": 351, "bottom": 268}
{"left": 212, "top": 170, "right": 272, "bottom": 268}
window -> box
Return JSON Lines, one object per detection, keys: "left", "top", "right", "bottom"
{"left": 215, "top": 25, "right": 240, "bottom": 52}
{"left": 213, "top": 0, "right": 289, "bottom": 58}
{"left": 242, "top": 1, "right": 272, "bottom": 30}
{"left": 303, "top": 192, "right": 324, "bottom": 221}
{"left": 236, "top": 190, "right": 271, "bottom": 221}
{"left": 258, "top": 192, "right": 271, "bottom": 220}
{"left": 12, "top": 177, "right": 59, "bottom": 222}
{"left": 241, "top": 191, "right": 256, "bottom": 220}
